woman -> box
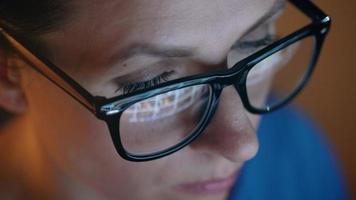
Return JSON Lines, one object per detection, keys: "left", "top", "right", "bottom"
{"left": 0, "top": 0, "right": 348, "bottom": 199}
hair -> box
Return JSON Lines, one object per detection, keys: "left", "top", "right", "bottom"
{"left": 0, "top": 0, "right": 69, "bottom": 35}
{"left": 0, "top": 0, "right": 71, "bottom": 53}
{"left": 0, "top": 0, "right": 70, "bottom": 124}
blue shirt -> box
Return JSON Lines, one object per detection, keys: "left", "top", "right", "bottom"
{"left": 228, "top": 106, "right": 349, "bottom": 200}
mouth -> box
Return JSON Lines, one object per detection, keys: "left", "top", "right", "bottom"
{"left": 174, "top": 170, "right": 240, "bottom": 196}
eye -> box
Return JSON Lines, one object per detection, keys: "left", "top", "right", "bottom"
{"left": 232, "top": 20, "right": 279, "bottom": 53}
{"left": 227, "top": 21, "right": 279, "bottom": 67}
{"left": 233, "top": 33, "right": 276, "bottom": 52}
{"left": 116, "top": 70, "right": 176, "bottom": 95}
{"left": 228, "top": 33, "right": 277, "bottom": 67}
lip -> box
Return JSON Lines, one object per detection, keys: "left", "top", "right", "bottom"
{"left": 175, "top": 170, "right": 240, "bottom": 195}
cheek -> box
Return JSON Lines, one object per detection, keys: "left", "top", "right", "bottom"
{"left": 24, "top": 72, "right": 108, "bottom": 158}
{"left": 24, "top": 71, "right": 111, "bottom": 165}
{"left": 22, "top": 71, "right": 117, "bottom": 186}
{"left": 21, "top": 71, "right": 175, "bottom": 199}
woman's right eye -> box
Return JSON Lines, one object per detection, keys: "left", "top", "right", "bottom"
{"left": 115, "top": 70, "right": 176, "bottom": 95}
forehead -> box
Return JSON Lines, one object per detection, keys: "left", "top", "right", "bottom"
{"left": 44, "top": 0, "right": 277, "bottom": 70}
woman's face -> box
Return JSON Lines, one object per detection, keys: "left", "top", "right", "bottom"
{"left": 20, "top": 0, "right": 280, "bottom": 199}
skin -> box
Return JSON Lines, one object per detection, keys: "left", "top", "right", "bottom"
{"left": 0, "top": 0, "right": 280, "bottom": 199}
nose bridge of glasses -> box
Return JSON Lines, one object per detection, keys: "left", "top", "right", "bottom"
{"left": 208, "top": 65, "right": 256, "bottom": 118}
{"left": 214, "top": 63, "right": 249, "bottom": 91}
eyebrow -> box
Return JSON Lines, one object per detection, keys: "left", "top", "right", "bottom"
{"left": 109, "top": 43, "right": 195, "bottom": 65}
{"left": 109, "top": 0, "right": 285, "bottom": 65}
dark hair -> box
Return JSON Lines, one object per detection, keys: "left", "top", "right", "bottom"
{"left": 0, "top": 0, "right": 69, "bottom": 35}
{"left": 0, "top": 0, "right": 72, "bottom": 54}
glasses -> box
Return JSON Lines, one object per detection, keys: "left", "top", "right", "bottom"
{"left": 0, "top": 0, "right": 330, "bottom": 161}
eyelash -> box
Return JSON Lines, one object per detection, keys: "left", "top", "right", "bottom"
{"left": 233, "top": 34, "right": 277, "bottom": 51}
{"left": 116, "top": 34, "right": 276, "bottom": 95}
{"left": 117, "top": 70, "right": 175, "bottom": 94}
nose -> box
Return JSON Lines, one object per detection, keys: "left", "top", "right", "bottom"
{"left": 189, "top": 86, "right": 259, "bottom": 163}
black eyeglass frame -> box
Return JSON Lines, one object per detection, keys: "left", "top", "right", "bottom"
{"left": 0, "top": 0, "right": 331, "bottom": 161}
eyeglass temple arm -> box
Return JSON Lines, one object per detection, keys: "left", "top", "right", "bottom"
{"left": 290, "top": 0, "right": 330, "bottom": 22}
{"left": 0, "top": 28, "right": 97, "bottom": 113}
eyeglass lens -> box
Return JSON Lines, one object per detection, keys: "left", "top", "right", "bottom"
{"left": 119, "top": 84, "right": 212, "bottom": 155}
{"left": 246, "top": 36, "right": 315, "bottom": 109}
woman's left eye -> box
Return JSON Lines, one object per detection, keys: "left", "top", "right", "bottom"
{"left": 232, "top": 34, "right": 277, "bottom": 53}
{"left": 228, "top": 31, "right": 278, "bottom": 67}
{"left": 116, "top": 70, "right": 176, "bottom": 95}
